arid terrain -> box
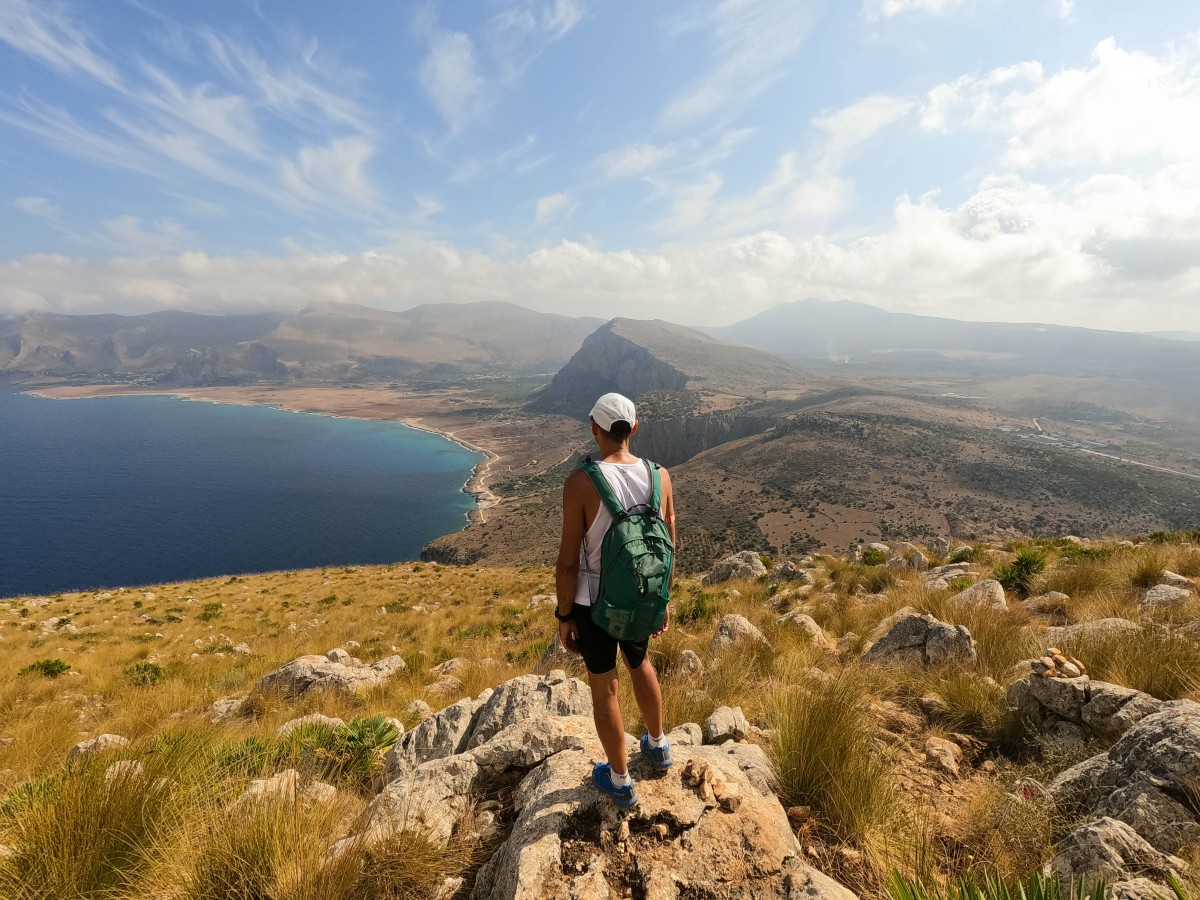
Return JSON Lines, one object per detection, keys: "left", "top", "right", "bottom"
{"left": 2, "top": 533, "right": 1198, "bottom": 899}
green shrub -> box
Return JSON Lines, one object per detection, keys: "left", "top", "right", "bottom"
{"left": 123, "top": 661, "right": 164, "bottom": 687}
{"left": 197, "top": 602, "right": 222, "bottom": 621}
{"left": 887, "top": 871, "right": 1111, "bottom": 900}
{"left": 949, "top": 547, "right": 976, "bottom": 564}
{"left": 992, "top": 550, "right": 1046, "bottom": 598}
{"left": 675, "top": 587, "right": 717, "bottom": 625}
{"left": 862, "top": 548, "right": 888, "bottom": 566}
{"left": 19, "top": 658, "right": 70, "bottom": 679}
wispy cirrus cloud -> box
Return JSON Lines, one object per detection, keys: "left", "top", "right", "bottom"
{"left": 416, "top": 0, "right": 590, "bottom": 137}
{"left": 659, "top": 0, "right": 820, "bottom": 131}
{"left": 0, "top": 0, "right": 383, "bottom": 219}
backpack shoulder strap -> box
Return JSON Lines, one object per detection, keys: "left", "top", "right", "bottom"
{"left": 643, "top": 459, "right": 662, "bottom": 511}
{"left": 580, "top": 461, "right": 625, "bottom": 519}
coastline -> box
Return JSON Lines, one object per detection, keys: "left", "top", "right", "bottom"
{"left": 23, "top": 384, "right": 501, "bottom": 523}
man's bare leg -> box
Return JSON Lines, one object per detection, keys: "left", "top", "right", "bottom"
{"left": 626, "top": 656, "right": 664, "bottom": 739}
{"left": 588, "top": 669, "right": 629, "bottom": 775}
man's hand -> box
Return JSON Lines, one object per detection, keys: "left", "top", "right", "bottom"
{"left": 560, "top": 619, "right": 581, "bottom": 654}
{"left": 653, "top": 604, "right": 670, "bottom": 638}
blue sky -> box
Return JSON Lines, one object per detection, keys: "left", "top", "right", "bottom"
{"left": 2, "top": 0, "right": 1199, "bottom": 331}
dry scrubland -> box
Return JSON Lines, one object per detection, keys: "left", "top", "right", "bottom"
{"left": 1, "top": 536, "right": 1199, "bottom": 899}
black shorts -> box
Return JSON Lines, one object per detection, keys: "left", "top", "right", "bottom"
{"left": 574, "top": 604, "right": 649, "bottom": 675}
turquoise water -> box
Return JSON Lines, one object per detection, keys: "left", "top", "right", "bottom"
{"left": 0, "top": 389, "right": 482, "bottom": 596}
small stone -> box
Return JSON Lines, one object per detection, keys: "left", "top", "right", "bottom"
{"left": 68, "top": 734, "right": 130, "bottom": 762}
{"left": 679, "top": 649, "right": 705, "bottom": 677}
{"left": 703, "top": 706, "right": 750, "bottom": 745}
{"left": 787, "top": 806, "right": 812, "bottom": 826}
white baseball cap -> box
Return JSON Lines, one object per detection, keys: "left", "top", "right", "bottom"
{"left": 589, "top": 392, "right": 636, "bottom": 431}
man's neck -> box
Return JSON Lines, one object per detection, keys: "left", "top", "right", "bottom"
{"left": 594, "top": 440, "right": 637, "bottom": 463}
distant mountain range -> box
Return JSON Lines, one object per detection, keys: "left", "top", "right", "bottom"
{"left": 709, "top": 299, "right": 1200, "bottom": 379}
{"left": 1145, "top": 330, "right": 1200, "bottom": 342}
{"left": 4, "top": 297, "right": 1199, "bottom": 389}
{"left": 0, "top": 302, "right": 603, "bottom": 383}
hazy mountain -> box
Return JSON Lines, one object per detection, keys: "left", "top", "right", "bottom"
{"left": 0, "top": 301, "right": 603, "bottom": 383}
{"left": 1145, "top": 330, "right": 1200, "bottom": 342}
{"left": 0, "top": 310, "right": 284, "bottom": 379}
{"left": 713, "top": 299, "right": 1200, "bottom": 378}
{"left": 527, "top": 317, "right": 803, "bottom": 418}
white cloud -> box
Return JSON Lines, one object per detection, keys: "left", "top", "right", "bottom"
{"left": 15, "top": 196, "right": 61, "bottom": 222}
{"left": 534, "top": 191, "right": 575, "bottom": 223}
{"left": 0, "top": 3, "right": 382, "bottom": 219}
{"left": 280, "top": 137, "right": 378, "bottom": 212}
{"left": 812, "top": 94, "right": 913, "bottom": 170}
{"left": 922, "top": 39, "right": 1200, "bottom": 167}
{"left": 102, "top": 216, "right": 193, "bottom": 254}
{"left": 863, "top": 0, "right": 967, "bottom": 19}
{"left": 660, "top": 0, "right": 819, "bottom": 130}
{"left": 418, "top": 28, "right": 486, "bottom": 133}
{"left": 6, "top": 156, "right": 1200, "bottom": 332}
{"left": 598, "top": 143, "right": 678, "bottom": 180}
{"left": 0, "top": 0, "right": 121, "bottom": 87}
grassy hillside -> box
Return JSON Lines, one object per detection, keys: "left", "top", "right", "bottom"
{"left": 2, "top": 535, "right": 1198, "bottom": 898}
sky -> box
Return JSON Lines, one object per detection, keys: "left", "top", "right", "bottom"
{"left": 1, "top": 0, "right": 1199, "bottom": 332}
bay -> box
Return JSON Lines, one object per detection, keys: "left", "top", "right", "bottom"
{"left": 0, "top": 389, "right": 481, "bottom": 597}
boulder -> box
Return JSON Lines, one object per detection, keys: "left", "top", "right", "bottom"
{"left": 384, "top": 694, "right": 488, "bottom": 783}
{"left": 1142, "top": 585, "right": 1192, "bottom": 609}
{"left": 1009, "top": 675, "right": 1162, "bottom": 742}
{"left": 703, "top": 706, "right": 750, "bottom": 745}
{"left": 104, "top": 760, "right": 146, "bottom": 783}
{"left": 927, "top": 563, "right": 972, "bottom": 580}
{"left": 1044, "top": 618, "right": 1140, "bottom": 647}
{"left": 276, "top": 713, "right": 346, "bottom": 738}
{"left": 1049, "top": 701, "right": 1200, "bottom": 843}
{"left": 907, "top": 551, "right": 930, "bottom": 572}
{"left": 774, "top": 612, "right": 834, "bottom": 651}
{"left": 426, "top": 674, "right": 465, "bottom": 699}
{"left": 703, "top": 551, "right": 768, "bottom": 585}
{"left": 536, "top": 633, "right": 577, "bottom": 672}
{"left": 235, "top": 769, "right": 337, "bottom": 808}
{"left": 404, "top": 699, "right": 433, "bottom": 721}
{"left": 250, "top": 652, "right": 405, "bottom": 700}
{"left": 928, "top": 536, "right": 951, "bottom": 558}
{"left": 679, "top": 649, "right": 705, "bottom": 677}
{"left": 465, "top": 670, "right": 592, "bottom": 750}
{"left": 1047, "top": 817, "right": 1185, "bottom": 886}
{"left": 924, "top": 736, "right": 962, "bottom": 779}
{"left": 770, "top": 561, "right": 813, "bottom": 585}
{"left": 470, "top": 741, "right": 858, "bottom": 900}
{"left": 862, "top": 614, "right": 976, "bottom": 667}
{"left": 949, "top": 579, "right": 1007, "bottom": 611}
{"left": 209, "top": 698, "right": 244, "bottom": 724}
{"left": 1159, "top": 571, "right": 1197, "bottom": 593}
{"left": 430, "top": 657, "right": 469, "bottom": 677}
{"left": 710, "top": 614, "right": 769, "bottom": 657}
{"left": 67, "top": 734, "right": 130, "bottom": 762}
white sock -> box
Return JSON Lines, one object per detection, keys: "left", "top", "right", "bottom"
{"left": 610, "top": 767, "right": 632, "bottom": 788}
{"left": 646, "top": 731, "right": 667, "bottom": 749}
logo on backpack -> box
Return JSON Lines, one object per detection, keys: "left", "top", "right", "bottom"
{"left": 580, "top": 459, "right": 674, "bottom": 641}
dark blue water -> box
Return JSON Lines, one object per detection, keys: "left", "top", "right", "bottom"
{"left": 0, "top": 389, "right": 482, "bottom": 596}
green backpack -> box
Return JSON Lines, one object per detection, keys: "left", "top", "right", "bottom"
{"left": 580, "top": 458, "right": 675, "bottom": 641}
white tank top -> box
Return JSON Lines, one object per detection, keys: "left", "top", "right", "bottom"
{"left": 575, "top": 459, "right": 655, "bottom": 607}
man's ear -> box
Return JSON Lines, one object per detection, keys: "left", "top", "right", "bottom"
{"left": 630, "top": 420, "right": 639, "bottom": 435}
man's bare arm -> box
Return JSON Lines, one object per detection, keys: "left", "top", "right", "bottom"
{"left": 555, "top": 472, "right": 588, "bottom": 646}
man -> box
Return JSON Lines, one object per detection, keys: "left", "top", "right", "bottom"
{"left": 555, "top": 392, "right": 676, "bottom": 809}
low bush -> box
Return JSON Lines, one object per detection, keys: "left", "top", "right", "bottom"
{"left": 19, "top": 658, "right": 70, "bottom": 679}
{"left": 862, "top": 548, "right": 888, "bottom": 566}
{"left": 992, "top": 550, "right": 1046, "bottom": 598}
{"left": 123, "top": 661, "right": 164, "bottom": 687}
{"left": 888, "top": 871, "right": 1111, "bottom": 900}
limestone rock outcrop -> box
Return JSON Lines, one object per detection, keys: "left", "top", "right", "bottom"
{"left": 251, "top": 649, "right": 405, "bottom": 700}
{"left": 861, "top": 613, "right": 976, "bottom": 667}
{"left": 704, "top": 551, "right": 768, "bottom": 585}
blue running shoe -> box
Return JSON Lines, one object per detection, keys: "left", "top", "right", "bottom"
{"left": 592, "top": 762, "right": 638, "bottom": 809}
{"left": 640, "top": 733, "right": 673, "bottom": 770}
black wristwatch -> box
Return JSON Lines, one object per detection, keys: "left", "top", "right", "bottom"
{"left": 554, "top": 606, "right": 575, "bottom": 622}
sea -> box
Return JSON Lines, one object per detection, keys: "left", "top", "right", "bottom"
{"left": 0, "top": 388, "right": 483, "bottom": 598}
